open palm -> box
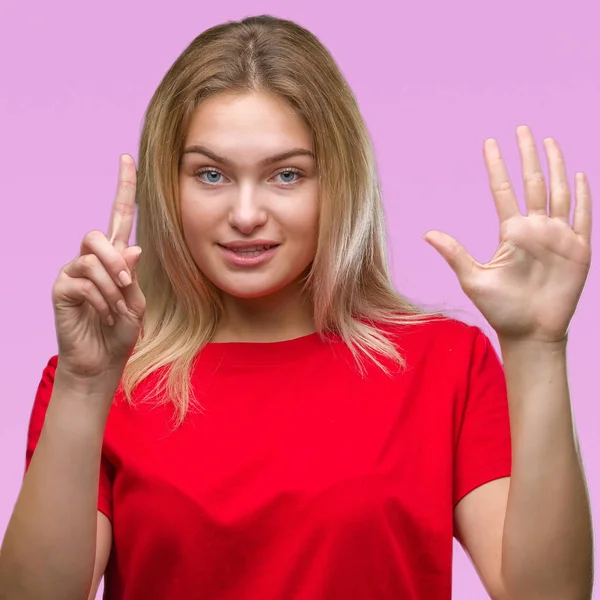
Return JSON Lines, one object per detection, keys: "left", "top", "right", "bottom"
{"left": 425, "top": 126, "right": 592, "bottom": 343}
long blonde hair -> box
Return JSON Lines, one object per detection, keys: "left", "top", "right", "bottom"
{"left": 123, "top": 15, "right": 445, "bottom": 425}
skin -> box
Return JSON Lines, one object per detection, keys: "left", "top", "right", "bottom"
{"left": 0, "top": 87, "right": 592, "bottom": 599}
{"left": 178, "top": 91, "right": 320, "bottom": 343}
{"left": 0, "top": 152, "right": 143, "bottom": 600}
{"left": 429, "top": 127, "right": 593, "bottom": 599}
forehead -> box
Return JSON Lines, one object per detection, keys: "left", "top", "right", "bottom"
{"left": 184, "top": 91, "right": 312, "bottom": 154}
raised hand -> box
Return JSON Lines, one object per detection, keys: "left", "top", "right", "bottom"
{"left": 52, "top": 154, "right": 145, "bottom": 382}
{"left": 424, "top": 126, "right": 592, "bottom": 344}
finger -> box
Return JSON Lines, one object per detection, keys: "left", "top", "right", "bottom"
{"left": 55, "top": 273, "right": 114, "bottom": 327}
{"left": 64, "top": 254, "right": 129, "bottom": 317}
{"left": 120, "top": 246, "right": 146, "bottom": 319}
{"left": 107, "top": 154, "right": 137, "bottom": 254}
{"left": 80, "top": 230, "right": 133, "bottom": 289}
{"left": 543, "top": 137, "right": 571, "bottom": 223}
{"left": 573, "top": 172, "right": 592, "bottom": 243}
{"left": 423, "top": 230, "right": 476, "bottom": 283}
{"left": 516, "top": 125, "right": 548, "bottom": 216}
{"left": 484, "top": 138, "right": 520, "bottom": 223}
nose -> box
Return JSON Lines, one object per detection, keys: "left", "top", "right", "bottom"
{"left": 228, "top": 183, "right": 268, "bottom": 234}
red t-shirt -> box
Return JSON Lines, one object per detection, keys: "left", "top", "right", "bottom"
{"left": 26, "top": 317, "right": 511, "bottom": 599}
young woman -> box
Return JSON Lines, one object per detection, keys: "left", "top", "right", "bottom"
{"left": 0, "top": 14, "right": 593, "bottom": 600}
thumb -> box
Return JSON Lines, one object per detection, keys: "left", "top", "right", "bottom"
{"left": 423, "top": 230, "right": 475, "bottom": 282}
{"left": 121, "top": 246, "right": 146, "bottom": 318}
{"left": 123, "top": 245, "right": 143, "bottom": 280}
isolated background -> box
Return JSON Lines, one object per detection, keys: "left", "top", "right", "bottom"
{"left": 1, "top": 0, "right": 598, "bottom": 597}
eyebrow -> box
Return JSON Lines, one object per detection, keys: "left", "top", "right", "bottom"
{"left": 181, "top": 145, "right": 315, "bottom": 167}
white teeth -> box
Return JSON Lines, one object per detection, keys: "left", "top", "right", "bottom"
{"left": 231, "top": 245, "right": 271, "bottom": 253}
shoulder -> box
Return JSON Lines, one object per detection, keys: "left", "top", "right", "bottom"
{"left": 366, "top": 315, "right": 502, "bottom": 386}
{"left": 374, "top": 314, "right": 487, "bottom": 355}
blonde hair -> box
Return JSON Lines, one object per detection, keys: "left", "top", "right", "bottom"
{"left": 123, "top": 15, "right": 446, "bottom": 425}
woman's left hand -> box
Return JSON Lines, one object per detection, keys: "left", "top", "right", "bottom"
{"left": 424, "top": 125, "right": 592, "bottom": 344}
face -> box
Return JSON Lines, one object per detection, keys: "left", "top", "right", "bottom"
{"left": 178, "top": 91, "right": 319, "bottom": 300}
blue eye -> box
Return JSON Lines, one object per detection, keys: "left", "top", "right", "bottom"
{"left": 275, "top": 170, "right": 302, "bottom": 184}
{"left": 196, "top": 169, "right": 225, "bottom": 185}
{"left": 194, "top": 168, "right": 302, "bottom": 186}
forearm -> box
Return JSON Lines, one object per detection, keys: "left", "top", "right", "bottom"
{"left": 499, "top": 338, "right": 593, "bottom": 600}
{"left": 0, "top": 370, "right": 113, "bottom": 600}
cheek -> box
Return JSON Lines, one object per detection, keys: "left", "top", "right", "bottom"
{"left": 280, "top": 190, "right": 319, "bottom": 237}
{"left": 180, "top": 194, "right": 220, "bottom": 242}
{"left": 290, "top": 204, "right": 319, "bottom": 250}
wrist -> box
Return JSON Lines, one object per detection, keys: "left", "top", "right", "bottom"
{"left": 498, "top": 335, "right": 568, "bottom": 356}
{"left": 53, "top": 365, "right": 121, "bottom": 400}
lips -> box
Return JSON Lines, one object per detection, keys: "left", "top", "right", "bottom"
{"left": 217, "top": 241, "right": 281, "bottom": 267}
{"left": 223, "top": 244, "right": 277, "bottom": 256}
{"left": 218, "top": 240, "right": 280, "bottom": 252}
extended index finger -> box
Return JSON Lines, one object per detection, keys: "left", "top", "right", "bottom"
{"left": 108, "top": 154, "right": 137, "bottom": 253}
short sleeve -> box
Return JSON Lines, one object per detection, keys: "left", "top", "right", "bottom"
{"left": 26, "top": 356, "right": 114, "bottom": 521}
{"left": 453, "top": 328, "right": 512, "bottom": 506}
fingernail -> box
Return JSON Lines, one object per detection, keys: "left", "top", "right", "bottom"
{"left": 116, "top": 300, "right": 129, "bottom": 315}
{"left": 106, "top": 315, "right": 115, "bottom": 327}
{"left": 118, "top": 270, "right": 132, "bottom": 287}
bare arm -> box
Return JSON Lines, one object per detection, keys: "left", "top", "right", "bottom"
{"left": 499, "top": 338, "right": 593, "bottom": 599}
{"left": 0, "top": 154, "right": 144, "bottom": 599}
{"left": 455, "top": 340, "right": 594, "bottom": 600}
{"left": 0, "top": 370, "right": 114, "bottom": 600}
{"left": 88, "top": 513, "right": 112, "bottom": 600}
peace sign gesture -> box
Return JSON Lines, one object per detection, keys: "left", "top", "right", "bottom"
{"left": 425, "top": 126, "right": 592, "bottom": 344}
{"left": 52, "top": 154, "right": 146, "bottom": 384}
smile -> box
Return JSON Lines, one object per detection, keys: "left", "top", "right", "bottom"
{"left": 218, "top": 243, "right": 280, "bottom": 267}
{"left": 228, "top": 245, "right": 275, "bottom": 256}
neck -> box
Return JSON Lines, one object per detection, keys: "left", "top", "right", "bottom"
{"left": 212, "top": 282, "right": 316, "bottom": 343}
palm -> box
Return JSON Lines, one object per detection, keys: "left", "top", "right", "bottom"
{"left": 425, "top": 126, "right": 592, "bottom": 343}
{"left": 54, "top": 294, "right": 140, "bottom": 376}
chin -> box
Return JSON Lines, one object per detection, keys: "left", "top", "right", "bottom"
{"left": 213, "top": 278, "right": 288, "bottom": 300}
{"left": 224, "top": 288, "right": 278, "bottom": 300}
{"left": 212, "top": 272, "right": 306, "bottom": 300}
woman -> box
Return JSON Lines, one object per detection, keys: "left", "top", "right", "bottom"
{"left": 0, "top": 14, "right": 593, "bottom": 600}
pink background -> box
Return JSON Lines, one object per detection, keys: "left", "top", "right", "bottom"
{"left": 1, "top": 0, "right": 598, "bottom": 597}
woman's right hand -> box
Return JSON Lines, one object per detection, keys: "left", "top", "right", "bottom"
{"left": 52, "top": 154, "right": 146, "bottom": 383}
